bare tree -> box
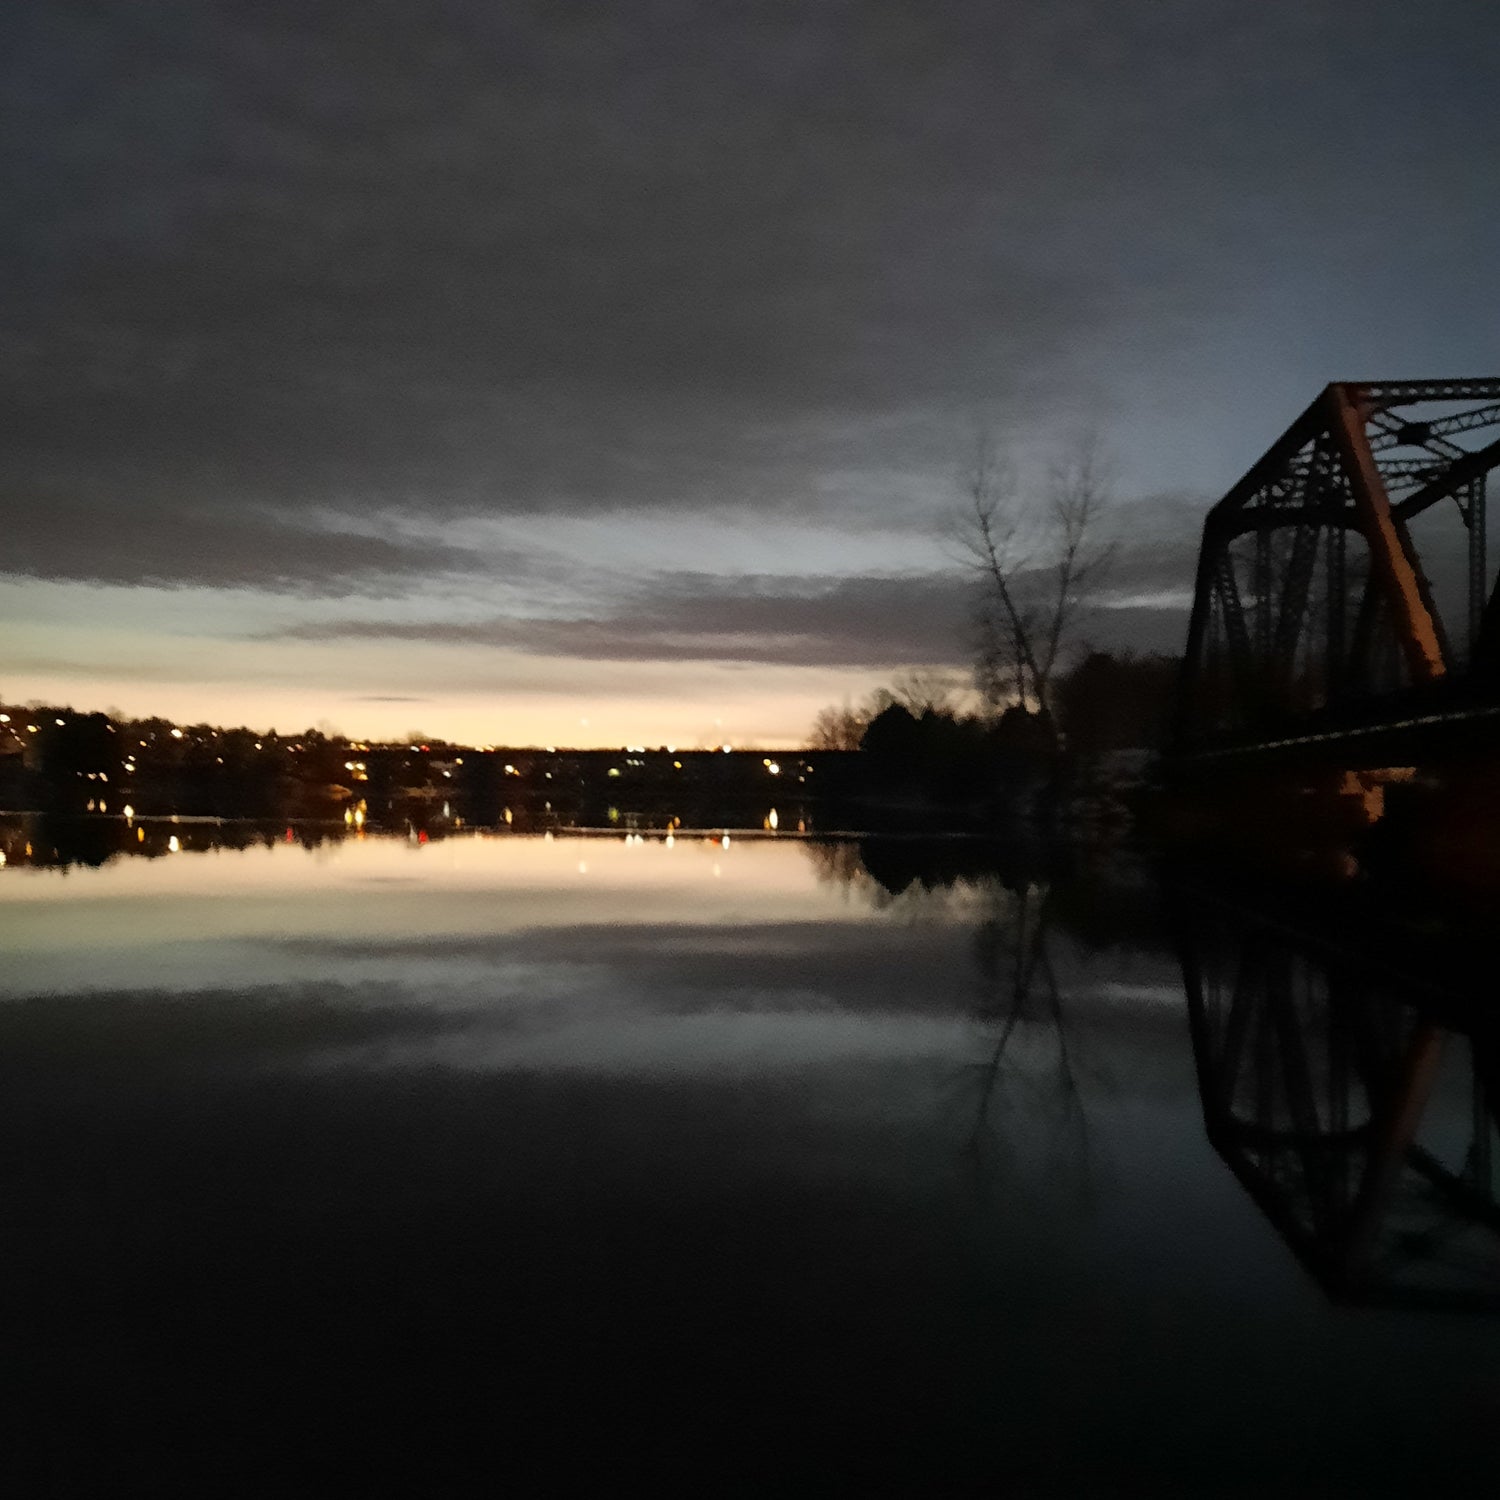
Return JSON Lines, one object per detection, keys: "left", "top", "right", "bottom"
{"left": 808, "top": 700, "right": 869, "bottom": 751}
{"left": 883, "top": 666, "right": 969, "bottom": 717}
{"left": 807, "top": 667, "right": 971, "bottom": 750}
{"left": 957, "top": 434, "right": 1115, "bottom": 727}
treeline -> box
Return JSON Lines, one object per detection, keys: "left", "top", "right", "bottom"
{"left": 0, "top": 707, "right": 386, "bottom": 816}
{"left": 813, "top": 652, "right": 1179, "bottom": 806}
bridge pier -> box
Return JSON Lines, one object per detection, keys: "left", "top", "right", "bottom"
{"left": 1160, "top": 753, "right": 1500, "bottom": 901}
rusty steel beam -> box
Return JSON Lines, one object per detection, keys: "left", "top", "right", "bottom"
{"left": 1391, "top": 433, "right": 1500, "bottom": 521}
{"left": 1369, "top": 413, "right": 1467, "bottom": 462}
{"left": 1326, "top": 385, "right": 1447, "bottom": 683}
{"left": 1369, "top": 401, "right": 1500, "bottom": 452}
{"left": 1376, "top": 458, "right": 1448, "bottom": 489}
{"left": 1356, "top": 379, "right": 1500, "bottom": 404}
{"left": 1202, "top": 383, "right": 1500, "bottom": 527}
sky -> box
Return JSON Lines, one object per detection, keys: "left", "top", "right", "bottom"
{"left": 4, "top": 1, "right": 1499, "bottom": 747}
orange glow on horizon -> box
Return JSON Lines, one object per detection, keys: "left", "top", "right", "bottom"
{"left": 0, "top": 667, "right": 906, "bottom": 751}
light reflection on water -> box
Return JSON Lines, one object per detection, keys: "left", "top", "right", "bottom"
{"left": 0, "top": 821, "right": 892, "bottom": 999}
{"left": 1, "top": 818, "right": 1497, "bottom": 1491}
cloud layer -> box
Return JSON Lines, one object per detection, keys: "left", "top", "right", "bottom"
{"left": 268, "top": 558, "right": 1191, "bottom": 670}
{"left": 5, "top": 3, "right": 1498, "bottom": 730}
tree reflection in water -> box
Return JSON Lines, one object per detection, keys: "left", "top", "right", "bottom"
{"left": 806, "top": 835, "right": 1108, "bottom": 1198}
{"left": 809, "top": 833, "right": 1500, "bottom": 1309}
{"left": 964, "top": 874, "right": 1098, "bottom": 1199}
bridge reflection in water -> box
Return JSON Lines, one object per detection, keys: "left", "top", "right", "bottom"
{"left": 1178, "top": 883, "right": 1500, "bottom": 1310}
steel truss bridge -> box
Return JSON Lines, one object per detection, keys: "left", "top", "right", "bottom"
{"left": 1174, "top": 380, "right": 1500, "bottom": 769}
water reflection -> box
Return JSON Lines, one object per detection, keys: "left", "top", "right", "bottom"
{"left": 807, "top": 836, "right": 1167, "bottom": 1210}
{"left": 966, "top": 873, "right": 1094, "bottom": 1192}
{"left": 0, "top": 807, "right": 809, "bottom": 872}
{"left": 816, "top": 834, "right": 1500, "bottom": 1309}
{"left": 11, "top": 812, "right": 1495, "bottom": 1321}
{"left": 3, "top": 821, "right": 1498, "bottom": 1488}
{"left": 1178, "top": 881, "right": 1500, "bottom": 1309}
{"left": 0, "top": 812, "right": 344, "bottom": 869}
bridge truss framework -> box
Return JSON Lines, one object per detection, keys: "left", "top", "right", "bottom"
{"left": 1175, "top": 381, "right": 1500, "bottom": 765}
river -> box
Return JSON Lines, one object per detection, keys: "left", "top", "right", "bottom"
{"left": 2, "top": 815, "right": 1495, "bottom": 1493}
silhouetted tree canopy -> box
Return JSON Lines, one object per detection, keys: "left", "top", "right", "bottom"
{"left": 1056, "top": 651, "right": 1178, "bottom": 756}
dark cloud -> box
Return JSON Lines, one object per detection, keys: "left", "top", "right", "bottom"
{"left": 8, "top": 0, "right": 1496, "bottom": 557}
{"left": 268, "top": 549, "right": 1191, "bottom": 668}
{"left": 3, "top": 1, "right": 1104, "bottom": 531}
{"left": 270, "top": 571, "right": 971, "bottom": 667}
{"left": 2, "top": 494, "right": 491, "bottom": 593}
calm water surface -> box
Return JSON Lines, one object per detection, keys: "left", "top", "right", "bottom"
{"left": 2, "top": 820, "right": 1496, "bottom": 1493}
